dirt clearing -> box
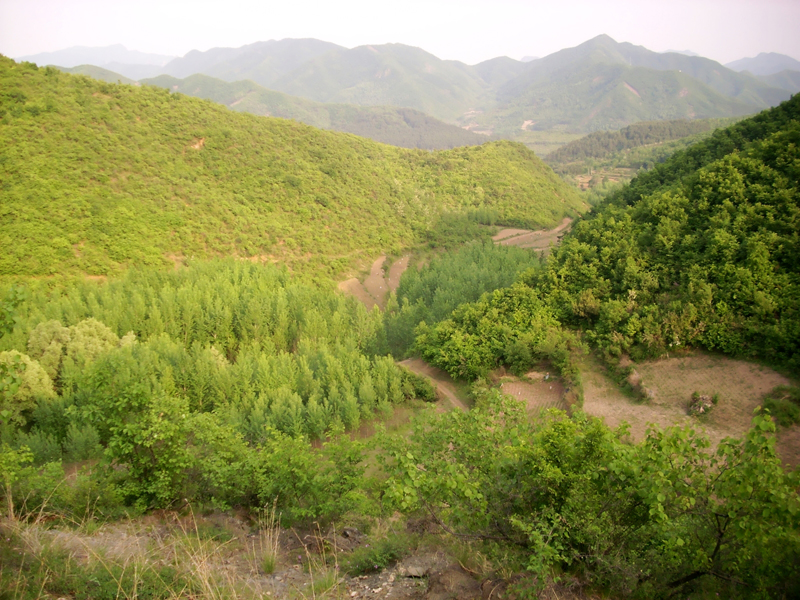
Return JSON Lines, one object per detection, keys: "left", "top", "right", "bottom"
{"left": 581, "top": 352, "right": 797, "bottom": 467}
{"left": 500, "top": 370, "right": 565, "bottom": 414}
{"left": 495, "top": 217, "right": 573, "bottom": 253}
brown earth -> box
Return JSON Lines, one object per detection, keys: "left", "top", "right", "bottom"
{"left": 339, "top": 276, "right": 379, "bottom": 310}
{"left": 494, "top": 217, "right": 573, "bottom": 253}
{"left": 499, "top": 370, "right": 565, "bottom": 414}
{"left": 581, "top": 352, "right": 797, "bottom": 466}
{"left": 339, "top": 255, "right": 411, "bottom": 310}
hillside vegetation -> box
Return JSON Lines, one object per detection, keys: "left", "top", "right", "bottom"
{"left": 546, "top": 117, "right": 740, "bottom": 166}
{"left": 545, "top": 117, "right": 742, "bottom": 200}
{"left": 141, "top": 73, "right": 490, "bottom": 150}
{"left": 0, "top": 71, "right": 798, "bottom": 599}
{"left": 37, "top": 36, "right": 793, "bottom": 148}
{"left": 0, "top": 57, "right": 584, "bottom": 279}
{"left": 418, "top": 94, "right": 800, "bottom": 381}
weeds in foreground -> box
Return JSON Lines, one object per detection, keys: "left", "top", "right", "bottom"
{"left": 249, "top": 500, "right": 281, "bottom": 575}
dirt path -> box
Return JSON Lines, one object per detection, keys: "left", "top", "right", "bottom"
{"left": 400, "top": 358, "right": 468, "bottom": 412}
{"left": 493, "top": 217, "right": 573, "bottom": 253}
{"left": 338, "top": 255, "right": 411, "bottom": 310}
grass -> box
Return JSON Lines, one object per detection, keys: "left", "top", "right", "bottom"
{"left": 254, "top": 501, "right": 281, "bottom": 575}
{"left": 343, "top": 533, "right": 411, "bottom": 576}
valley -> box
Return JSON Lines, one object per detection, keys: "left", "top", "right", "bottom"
{"left": 30, "top": 34, "right": 799, "bottom": 159}
{"left": 1, "top": 31, "right": 799, "bottom": 600}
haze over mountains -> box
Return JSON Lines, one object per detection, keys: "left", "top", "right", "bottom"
{"left": 725, "top": 52, "right": 800, "bottom": 76}
{"left": 19, "top": 35, "right": 800, "bottom": 152}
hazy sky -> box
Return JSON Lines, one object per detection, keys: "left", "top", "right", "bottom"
{"left": 2, "top": 0, "right": 799, "bottom": 65}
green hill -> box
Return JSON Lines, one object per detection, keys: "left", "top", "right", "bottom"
{"left": 726, "top": 52, "right": 800, "bottom": 76}
{"left": 541, "top": 94, "right": 800, "bottom": 369}
{"left": 545, "top": 117, "right": 743, "bottom": 194}
{"left": 42, "top": 37, "right": 792, "bottom": 153}
{"left": 418, "top": 94, "right": 800, "bottom": 377}
{"left": 55, "top": 64, "right": 137, "bottom": 85}
{"left": 758, "top": 69, "right": 800, "bottom": 94}
{"left": 0, "top": 57, "right": 584, "bottom": 279}
{"left": 498, "top": 35, "right": 788, "bottom": 108}
{"left": 490, "top": 63, "right": 755, "bottom": 136}
{"left": 141, "top": 73, "right": 489, "bottom": 150}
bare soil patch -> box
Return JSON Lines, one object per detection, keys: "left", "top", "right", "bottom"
{"left": 624, "top": 82, "right": 641, "bottom": 98}
{"left": 363, "top": 255, "right": 389, "bottom": 305}
{"left": 635, "top": 354, "right": 789, "bottom": 439}
{"left": 581, "top": 353, "right": 795, "bottom": 461}
{"left": 500, "top": 375, "right": 565, "bottom": 414}
{"left": 338, "top": 277, "right": 378, "bottom": 310}
{"left": 400, "top": 358, "right": 468, "bottom": 412}
{"left": 496, "top": 217, "right": 573, "bottom": 253}
{"left": 339, "top": 254, "right": 411, "bottom": 310}
{"left": 492, "top": 228, "right": 530, "bottom": 242}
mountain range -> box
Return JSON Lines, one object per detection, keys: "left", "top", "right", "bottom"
{"left": 725, "top": 52, "right": 800, "bottom": 76}
{"left": 22, "top": 35, "right": 800, "bottom": 150}
{"left": 140, "top": 73, "right": 489, "bottom": 150}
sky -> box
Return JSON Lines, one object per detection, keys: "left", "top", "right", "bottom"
{"left": 1, "top": 0, "right": 799, "bottom": 66}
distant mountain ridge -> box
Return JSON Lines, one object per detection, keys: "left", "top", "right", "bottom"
{"left": 140, "top": 73, "right": 490, "bottom": 149}
{"left": 726, "top": 52, "right": 800, "bottom": 76}
{"left": 19, "top": 44, "right": 175, "bottom": 68}
{"left": 23, "top": 35, "right": 795, "bottom": 146}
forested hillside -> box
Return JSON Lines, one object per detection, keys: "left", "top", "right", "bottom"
{"left": 418, "top": 94, "right": 800, "bottom": 379}
{"left": 545, "top": 117, "right": 739, "bottom": 165}
{"left": 1, "top": 58, "right": 798, "bottom": 600}
{"left": 141, "top": 73, "right": 490, "bottom": 149}
{"left": 0, "top": 57, "right": 584, "bottom": 279}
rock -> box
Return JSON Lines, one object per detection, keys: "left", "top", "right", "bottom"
{"left": 425, "top": 565, "right": 481, "bottom": 600}
{"left": 401, "top": 566, "right": 428, "bottom": 578}
{"left": 342, "top": 527, "right": 362, "bottom": 539}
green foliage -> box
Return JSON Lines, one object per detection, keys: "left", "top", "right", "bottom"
{"left": 0, "top": 57, "right": 582, "bottom": 279}
{"left": 344, "top": 534, "right": 411, "bottom": 576}
{"left": 385, "top": 242, "right": 539, "bottom": 357}
{"left": 525, "top": 95, "right": 800, "bottom": 370}
{"left": 380, "top": 391, "right": 800, "bottom": 597}
{"left": 399, "top": 367, "right": 437, "bottom": 402}
{"left": 763, "top": 385, "right": 800, "bottom": 427}
{"left": 246, "top": 426, "right": 367, "bottom": 524}
{"left": 142, "top": 73, "right": 490, "bottom": 150}
{"left": 0, "top": 351, "right": 55, "bottom": 424}
{"left": 415, "top": 282, "right": 563, "bottom": 380}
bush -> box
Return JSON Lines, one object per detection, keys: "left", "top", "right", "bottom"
{"left": 400, "top": 368, "right": 437, "bottom": 402}
{"left": 763, "top": 386, "right": 800, "bottom": 427}
{"left": 344, "top": 534, "right": 411, "bottom": 576}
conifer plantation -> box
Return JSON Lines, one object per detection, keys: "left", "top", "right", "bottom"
{"left": 1, "top": 57, "right": 798, "bottom": 599}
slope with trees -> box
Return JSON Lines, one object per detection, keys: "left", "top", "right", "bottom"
{"left": 417, "top": 94, "right": 800, "bottom": 380}
{"left": 0, "top": 57, "right": 584, "bottom": 279}
{"left": 141, "top": 73, "right": 490, "bottom": 149}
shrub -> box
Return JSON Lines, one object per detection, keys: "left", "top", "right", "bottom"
{"left": 763, "top": 386, "right": 800, "bottom": 427}
{"left": 344, "top": 534, "right": 411, "bottom": 576}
